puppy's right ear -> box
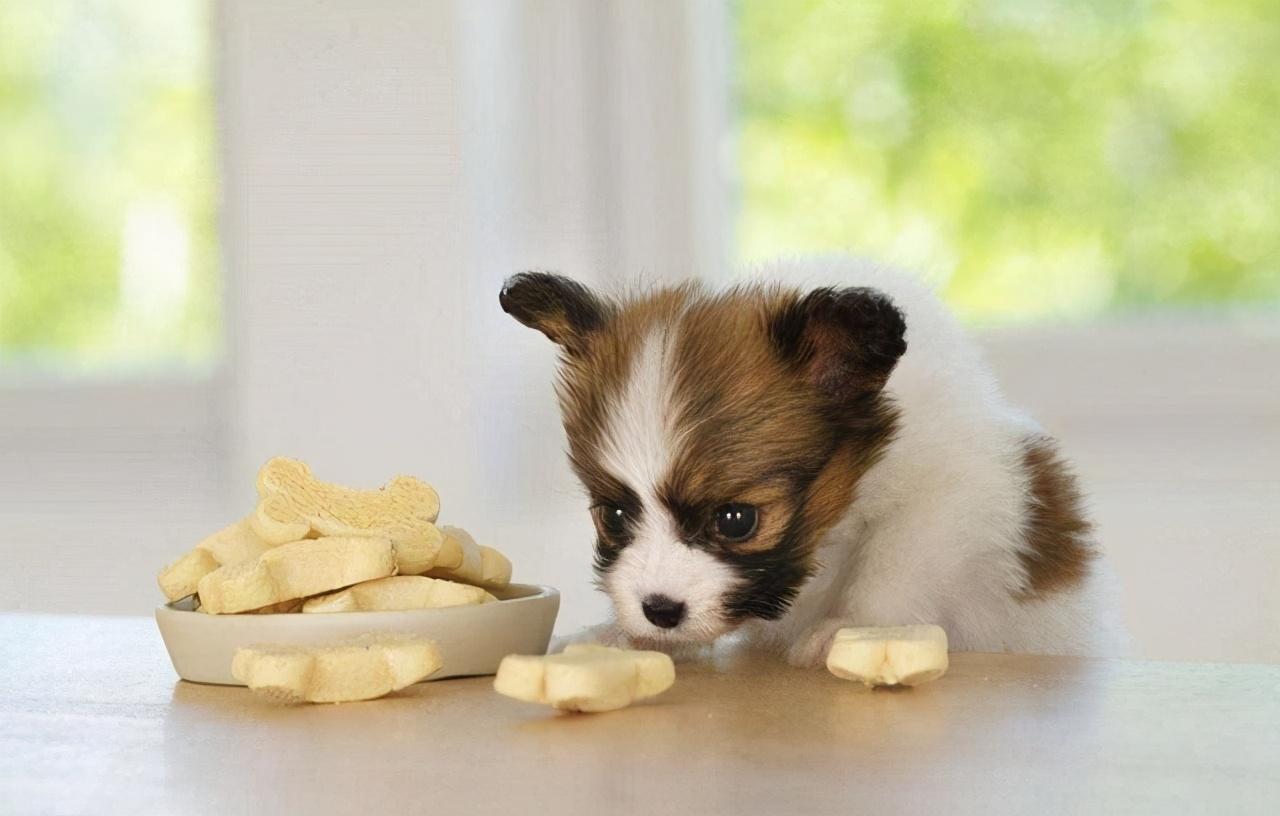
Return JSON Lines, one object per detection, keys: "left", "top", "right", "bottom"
{"left": 769, "top": 286, "right": 907, "bottom": 400}
{"left": 499, "top": 272, "right": 611, "bottom": 356}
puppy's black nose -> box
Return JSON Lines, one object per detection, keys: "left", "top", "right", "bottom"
{"left": 641, "top": 595, "right": 686, "bottom": 629}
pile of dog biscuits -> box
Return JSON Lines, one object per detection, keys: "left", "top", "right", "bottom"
{"left": 158, "top": 457, "right": 510, "bottom": 613}
{"left": 156, "top": 457, "right": 512, "bottom": 702}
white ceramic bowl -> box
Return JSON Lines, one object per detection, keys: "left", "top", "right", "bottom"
{"left": 155, "top": 583, "right": 559, "bottom": 685}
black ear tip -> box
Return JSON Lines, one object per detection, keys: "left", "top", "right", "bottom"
{"left": 498, "top": 271, "right": 609, "bottom": 350}
{"left": 499, "top": 271, "right": 558, "bottom": 319}
{"left": 499, "top": 271, "right": 539, "bottom": 307}
{"left": 861, "top": 290, "right": 906, "bottom": 343}
{"left": 836, "top": 286, "right": 906, "bottom": 336}
{"left": 498, "top": 273, "right": 528, "bottom": 315}
{"left": 856, "top": 291, "right": 906, "bottom": 361}
{"left": 771, "top": 285, "right": 907, "bottom": 396}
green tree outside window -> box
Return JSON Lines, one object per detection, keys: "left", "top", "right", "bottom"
{"left": 734, "top": 0, "right": 1280, "bottom": 322}
{"left": 0, "top": 1, "right": 219, "bottom": 372}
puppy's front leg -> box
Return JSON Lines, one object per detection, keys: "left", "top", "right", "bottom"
{"left": 783, "top": 554, "right": 941, "bottom": 668}
{"left": 786, "top": 617, "right": 862, "bottom": 668}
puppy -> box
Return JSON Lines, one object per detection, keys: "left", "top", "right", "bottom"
{"left": 500, "top": 258, "right": 1124, "bottom": 666}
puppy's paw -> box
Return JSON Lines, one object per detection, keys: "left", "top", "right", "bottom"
{"left": 786, "top": 618, "right": 856, "bottom": 668}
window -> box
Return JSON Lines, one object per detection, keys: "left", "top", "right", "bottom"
{"left": 733, "top": 0, "right": 1280, "bottom": 323}
{"left": 0, "top": 0, "right": 219, "bottom": 375}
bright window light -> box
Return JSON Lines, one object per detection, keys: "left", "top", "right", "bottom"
{"left": 732, "top": 0, "right": 1280, "bottom": 323}
{"left": 0, "top": 0, "right": 219, "bottom": 374}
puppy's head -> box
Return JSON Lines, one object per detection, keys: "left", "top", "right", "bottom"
{"left": 501, "top": 273, "right": 906, "bottom": 644}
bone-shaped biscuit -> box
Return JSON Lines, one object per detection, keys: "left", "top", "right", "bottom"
{"left": 158, "top": 547, "right": 221, "bottom": 602}
{"left": 252, "top": 497, "right": 453, "bottom": 577}
{"left": 494, "top": 644, "right": 675, "bottom": 712}
{"left": 252, "top": 458, "right": 448, "bottom": 575}
{"left": 157, "top": 513, "right": 308, "bottom": 602}
{"left": 479, "top": 546, "right": 513, "bottom": 586}
{"left": 301, "top": 575, "right": 495, "bottom": 613}
{"left": 242, "top": 495, "right": 314, "bottom": 548}
{"left": 426, "top": 526, "right": 512, "bottom": 588}
{"left": 197, "top": 537, "right": 396, "bottom": 614}
{"left": 255, "top": 457, "right": 440, "bottom": 529}
{"left": 825, "top": 624, "right": 949, "bottom": 687}
{"left": 232, "top": 633, "right": 442, "bottom": 703}
{"left": 206, "top": 510, "right": 309, "bottom": 558}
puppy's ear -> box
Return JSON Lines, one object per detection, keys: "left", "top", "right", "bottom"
{"left": 500, "top": 273, "right": 612, "bottom": 355}
{"left": 770, "top": 287, "right": 907, "bottom": 398}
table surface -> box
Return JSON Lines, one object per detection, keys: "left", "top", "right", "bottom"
{"left": 2, "top": 614, "right": 1278, "bottom": 815}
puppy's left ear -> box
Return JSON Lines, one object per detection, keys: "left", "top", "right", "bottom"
{"left": 770, "top": 287, "right": 907, "bottom": 399}
{"left": 499, "top": 272, "right": 612, "bottom": 356}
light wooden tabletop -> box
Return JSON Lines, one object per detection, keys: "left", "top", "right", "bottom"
{"left": 1, "top": 614, "right": 1277, "bottom": 815}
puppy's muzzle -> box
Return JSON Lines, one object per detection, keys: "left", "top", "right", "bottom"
{"left": 641, "top": 594, "right": 686, "bottom": 629}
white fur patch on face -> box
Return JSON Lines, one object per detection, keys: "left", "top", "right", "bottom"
{"left": 597, "top": 325, "right": 740, "bottom": 642}
{"left": 598, "top": 324, "right": 676, "bottom": 496}
{"left": 604, "top": 531, "right": 739, "bottom": 642}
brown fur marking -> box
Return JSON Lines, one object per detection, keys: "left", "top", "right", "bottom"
{"left": 1018, "top": 435, "right": 1095, "bottom": 598}
{"left": 658, "top": 288, "right": 886, "bottom": 556}
{"left": 557, "top": 285, "right": 699, "bottom": 502}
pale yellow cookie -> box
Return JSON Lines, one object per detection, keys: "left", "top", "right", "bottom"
{"left": 157, "top": 547, "right": 220, "bottom": 602}
{"left": 252, "top": 458, "right": 447, "bottom": 575}
{"left": 200, "top": 512, "right": 304, "bottom": 561}
{"left": 197, "top": 537, "right": 396, "bottom": 614}
{"left": 478, "top": 545, "right": 513, "bottom": 587}
{"left": 159, "top": 510, "right": 308, "bottom": 602}
{"left": 825, "top": 624, "right": 949, "bottom": 688}
{"left": 245, "top": 495, "right": 313, "bottom": 547}
{"left": 493, "top": 644, "right": 675, "bottom": 712}
{"left": 232, "top": 633, "right": 442, "bottom": 703}
{"left": 302, "top": 575, "right": 495, "bottom": 613}
{"left": 427, "top": 526, "right": 512, "bottom": 588}
{"left": 255, "top": 456, "right": 440, "bottom": 527}
{"left": 389, "top": 523, "right": 454, "bottom": 576}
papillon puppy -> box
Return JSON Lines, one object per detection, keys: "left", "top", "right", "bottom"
{"left": 500, "top": 258, "right": 1123, "bottom": 666}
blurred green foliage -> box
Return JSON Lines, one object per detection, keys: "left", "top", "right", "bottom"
{"left": 0, "top": 1, "right": 218, "bottom": 371}
{"left": 734, "top": 0, "right": 1280, "bottom": 322}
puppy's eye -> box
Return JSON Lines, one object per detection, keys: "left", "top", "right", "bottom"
{"left": 712, "top": 503, "right": 758, "bottom": 542}
{"left": 593, "top": 505, "right": 628, "bottom": 537}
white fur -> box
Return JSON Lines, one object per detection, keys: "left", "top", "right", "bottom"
{"left": 579, "top": 257, "right": 1126, "bottom": 665}
{"left": 597, "top": 326, "right": 741, "bottom": 642}
{"left": 742, "top": 257, "right": 1127, "bottom": 664}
